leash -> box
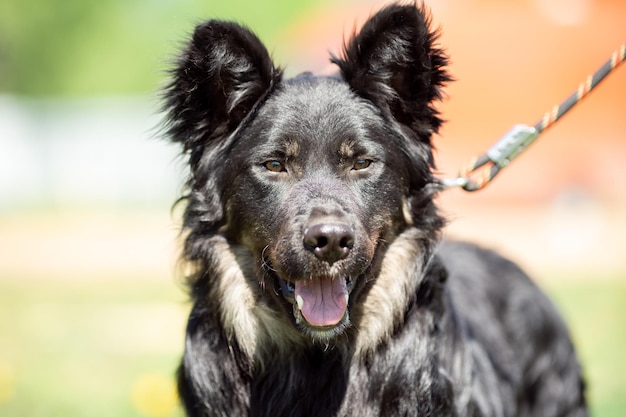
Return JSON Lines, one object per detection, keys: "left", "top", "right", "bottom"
{"left": 440, "top": 43, "right": 626, "bottom": 192}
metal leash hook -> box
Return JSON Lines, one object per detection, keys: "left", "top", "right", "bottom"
{"left": 440, "top": 43, "right": 626, "bottom": 192}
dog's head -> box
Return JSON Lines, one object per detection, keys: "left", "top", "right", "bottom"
{"left": 165, "top": 4, "right": 449, "bottom": 353}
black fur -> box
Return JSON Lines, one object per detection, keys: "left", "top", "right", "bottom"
{"left": 164, "top": 4, "right": 587, "bottom": 416}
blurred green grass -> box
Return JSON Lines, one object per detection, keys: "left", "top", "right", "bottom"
{"left": 0, "top": 275, "right": 624, "bottom": 416}
{"left": 0, "top": 0, "right": 319, "bottom": 96}
{"left": 547, "top": 280, "right": 626, "bottom": 417}
{"left": 0, "top": 277, "right": 187, "bottom": 417}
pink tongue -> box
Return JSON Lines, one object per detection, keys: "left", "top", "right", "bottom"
{"left": 295, "top": 277, "right": 348, "bottom": 327}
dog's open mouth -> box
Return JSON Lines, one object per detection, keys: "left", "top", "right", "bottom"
{"left": 278, "top": 276, "right": 354, "bottom": 329}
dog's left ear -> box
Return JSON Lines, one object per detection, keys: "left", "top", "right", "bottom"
{"left": 164, "top": 21, "right": 282, "bottom": 163}
{"left": 332, "top": 4, "right": 450, "bottom": 138}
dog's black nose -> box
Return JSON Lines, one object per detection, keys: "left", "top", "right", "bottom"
{"left": 304, "top": 223, "right": 355, "bottom": 264}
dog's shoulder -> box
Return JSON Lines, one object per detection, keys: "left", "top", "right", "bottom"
{"left": 434, "top": 240, "right": 584, "bottom": 411}
{"left": 438, "top": 240, "right": 534, "bottom": 299}
{"left": 436, "top": 239, "right": 567, "bottom": 338}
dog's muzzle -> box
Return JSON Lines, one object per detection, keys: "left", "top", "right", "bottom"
{"left": 269, "top": 207, "right": 367, "bottom": 335}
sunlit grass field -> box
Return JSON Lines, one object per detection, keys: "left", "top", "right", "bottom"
{"left": 548, "top": 281, "right": 626, "bottom": 417}
{"left": 2, "top": 275, "right": 624, "bottom": 416}
{"left": 0, "top": 276, "right": 187, "bottom": 417}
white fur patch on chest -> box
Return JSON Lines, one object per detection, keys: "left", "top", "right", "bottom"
{"left": 353, "top": 228, "right": 427, "bottom": 357}
{"left": 210, "top": 239, "right": 304, "bottom": 362}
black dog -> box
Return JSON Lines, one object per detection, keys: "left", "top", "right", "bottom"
{"left": 164, "top": 4, "right": 587, "bottom": 416}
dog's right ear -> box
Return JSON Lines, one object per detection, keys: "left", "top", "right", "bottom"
{"left": 164, "top": 21, "right": 282, "bottom": 160}
{"left": 332, "top": 5, "right": 449, "bottom": 140}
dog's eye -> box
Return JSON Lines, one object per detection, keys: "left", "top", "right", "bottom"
{"left": 264, "top": 160, "right": 286, "bottom": 173}
{"left": 352, "top": 159, "right": 372, "bottom": 170}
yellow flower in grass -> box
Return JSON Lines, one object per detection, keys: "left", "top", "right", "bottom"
{"left": 131, "top": 372, "right": 179, "bottom": 417}
{"left": 0, "top": 359, "right": 16, "bottom": 404}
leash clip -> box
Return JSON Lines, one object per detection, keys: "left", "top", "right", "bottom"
{"left": 485, "top": 124, "right": 539, "bottom": 168}
{"left": 438, "top": 124, "right": 538, "bottom": 192}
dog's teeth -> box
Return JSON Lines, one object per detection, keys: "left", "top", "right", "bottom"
{"left": 345, "top": 294, "right": 349, "bottom": 304}
{"left": 296, "top": 295, "right": 304, "bottom": 310}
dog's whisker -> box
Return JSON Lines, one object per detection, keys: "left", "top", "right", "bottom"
{"left": 260, "top": 245, "right": 277, "bottom": 272}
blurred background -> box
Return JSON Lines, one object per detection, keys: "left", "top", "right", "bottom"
{"left": 0, "top": 0, "right": 624, "bottom": 416}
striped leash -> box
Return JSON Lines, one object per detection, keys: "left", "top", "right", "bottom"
{"left": 440, "top": 44, "right": 626, "bottom": 192}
